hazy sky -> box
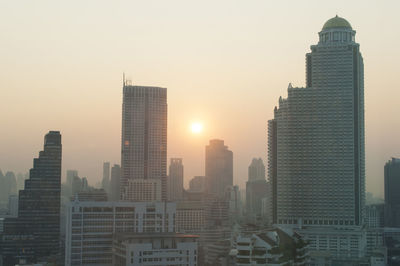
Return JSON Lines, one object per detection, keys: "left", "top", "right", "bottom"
{"left": 1, "top": 0, "right": 399, "bottom": 197}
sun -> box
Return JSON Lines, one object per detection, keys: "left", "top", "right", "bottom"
{"left": 191, "top": 122, "right": 203, "bottom": 134}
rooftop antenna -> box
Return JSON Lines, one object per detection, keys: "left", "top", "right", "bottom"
{"left": 123, "top": 72, "right": 125, "bottom": 87}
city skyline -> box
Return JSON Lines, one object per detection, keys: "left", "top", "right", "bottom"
{"left": 1, "top": 1, "right": 400, "bottom": 197}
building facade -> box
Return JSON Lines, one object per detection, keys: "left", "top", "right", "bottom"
{"left": 168, "top": 158, "right": 184, "bottom": 201}
{"left": 110, "top": 164, "right": 121, "bottom": 201}
{"left": 205, "top": 139, "right": 233, "bottom": 199}
{"left": 268, "top": 16, "right": 365, "bottom": 227}
{"left": 2, "top": 131, "right": 62, "bottom": 265}
{"left": 121, "top": 83, "right": 168, "bottom": 201}
{"left": 102, "top": 162, "right": 110, "bottom": 193}
{"left": 189, "top": 176, "right": 207, "bottom": 193}
{"left": 384, "top": 158, "right": 400, "bottom": 227}
{"left": 65, "top": 200, "right": 176, "bottom": 266}
{"left": 113, "top": 233, "right": 198, "bottom": 266}
{"left": 246, "top": 158, "right": 268, "bottom": 221}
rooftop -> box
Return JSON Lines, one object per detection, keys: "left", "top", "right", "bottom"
{"left": 322, "top": 15, "right": 352, "bottom": 30}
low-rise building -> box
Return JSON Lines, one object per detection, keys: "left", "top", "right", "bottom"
{"left": 113, "top": 233, "right": 198, "bottom": 266}
{"left": 65, "top": 200, "right": 176, "bottom": 266}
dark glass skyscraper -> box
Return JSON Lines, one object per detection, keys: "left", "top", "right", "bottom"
{"left": 384, "top": 158, "right": 400, "bottom": 227}
{"left": 2, "top": 131, "right": 62, "bottom": 265}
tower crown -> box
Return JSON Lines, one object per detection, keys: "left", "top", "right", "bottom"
{"left": 318, "top": 15, "right": 355, "bottom": 44}
{"left": 322, "top": 15, "right": 352, "bottom": 30}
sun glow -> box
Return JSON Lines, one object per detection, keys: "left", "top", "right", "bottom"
{"left": 191, "top": 122, "right": 203, "bottom": 134}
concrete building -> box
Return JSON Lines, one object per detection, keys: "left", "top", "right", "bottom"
{"left": 70, "top": 188, "right": 108, "bottom": 202}
{"left": 121, "top": 178, "right": 162, "bottom": 202}
{"left": 121, "top": 82, "right": 167, "bottom": 201}
{"left": 205, "top": 139, "right": 233, "bottom": 199}
{"left": 269, "top": 15, "right": 365, "bottom": 227}
{"left": 65, "top": 200, "right": 176, "bottom": 266}
{"left": 168, "top": 158, "right": 184, "bottom": 201}
{"left": 189, "top": 176, "right": 207, "bottom": 193}
{"left": 176, "top": 201, "right": 205, "bottom": 233}
{"left": 233, "top": 228, "right": 309, "bottom": 266}
{"left": 384, "top": 158, "right": 400, "bottom": 227}
{"left": 366, "top": 204, "right": 385, "bottom": 228}
{"left": 113, "top": 233, "right": 198, "bottom": 266}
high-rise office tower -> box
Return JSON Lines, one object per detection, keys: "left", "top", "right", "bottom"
{"left": 3, "top": 131, "right": 62, "bottom": 265}
{"left": 120, "top": 82, "right": 168, "bottom": 201}
{"left": 110, "top": 164, "right": 121, "bottom": 201}
{"left": 269, "top": 16, "right": 365, "bottom": 227}
{"left": 168, "top": 158, "right": 184, "bottom": 201}
{"left": 246, "top": 158, "right": 269, "bottom": 219}
{"left": 102, "top": 162, "right": 110, "bottom": 193}
{"left": 66, "top": 169, "right": 78, "bottom": 187}
{"left": 384, "top": 158, "right": 400, "bottom": 227}
{"left": 248, "top": 158, "right": 265, "bottom": 182}
{"left": 205, "top": 139, "right": 233, "bottom": 198}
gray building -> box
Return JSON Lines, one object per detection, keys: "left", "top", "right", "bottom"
{"left": 384, "top": 158, "right": 400, "bottom": 227}
{"left": 110, "top": 164, "right": 121, "bottom": 201}
{"left": 168, "top": 158, "right": 184, "bottom": 201}
{"left": 102, "top": 162, "right": 110, "bottom": 193}
{"left": 246, "top": 158, "right": 269, "bottom": 220}
{"left": 120, "top": 81, "right": 168, "bottom": 201}
{"left": 268, "top": 16, "right": 365, "bottom": 227}
{"left": 205, "top": 139, "right": 233, "bottom": 199}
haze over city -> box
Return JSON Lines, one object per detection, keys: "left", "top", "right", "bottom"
{"left": 1, "top": 0, "right": 399, "bottom": 197}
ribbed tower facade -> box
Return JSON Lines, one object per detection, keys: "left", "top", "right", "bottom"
{"left": 2, "top": 131, "right": 62, "bottom": 265}
{"left": 269, "top": 16, "right": 365, "bottom": 227}
{"left": 120, "top": 83, "right": 167, "bottom": 201}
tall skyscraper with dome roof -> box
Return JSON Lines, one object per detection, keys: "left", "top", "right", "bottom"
{"left": 268, "top": 15, "right": 365, "bottom": 228}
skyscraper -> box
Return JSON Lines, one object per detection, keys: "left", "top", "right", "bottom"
{"left": 120, "top": 82, "right": 168, "bottom": 201}
{"left": 110, "top": 164, "right": 121, "bottom": 201}
{"left": 102, "top": 161, "right": 110, "bottom": 193}
{"left": 246, "top": 158, "right": 269, "bottom": 220}
{"left": 3, "top": 131, "right": 62, "bottom": 264}
{"left": 248, "top": 158, "right": 265, "bottom": 182}
{"left": 384, "top": 158, "right": 400, "bottom": 227}
{"left": 269, "top": 16, "right": 365, "bottom": 227}
{"left": 168, "top": 158, "right": 184, "bottom": 201}
{"left": 205, "top": 139, "right": 233, "bottom": 198}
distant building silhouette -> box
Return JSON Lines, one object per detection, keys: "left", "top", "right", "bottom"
{"left": 0, "top": 170, "right": 17, "bottom": 203}
{"left": 110, "top": 164, "right": 121, "bottom": 201}
{"left": 120, "top": 82, "right": 167, "bottom": 201}
{"left": 246, "top": 158, "right": 269, "bottom": 221}
{"left": 101, "top": 162, "right": 110, "bottom": 194}
{"left": 384, "top": 158, "right": 400, "bottom": 227}
{"left": 168, "top": 158, "right": 184, "bottom": 201}
{"left": 66, "top": 169, "right": 78, "bottom": 188}
{"left": 189, "top": 176, "right": 207, "bottom": 193}
{"left": 3, "top": 131, "right": 62, "bottom": 265}
{"left": 205, "top": 139, "right": 233, "bottom": 199}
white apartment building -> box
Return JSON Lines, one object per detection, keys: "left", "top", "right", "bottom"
{"left": 113, "top": 233, "right": 198, "bottom": 266}
{"left": 65, "top": 200, "right": 176, "bottom": 266}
